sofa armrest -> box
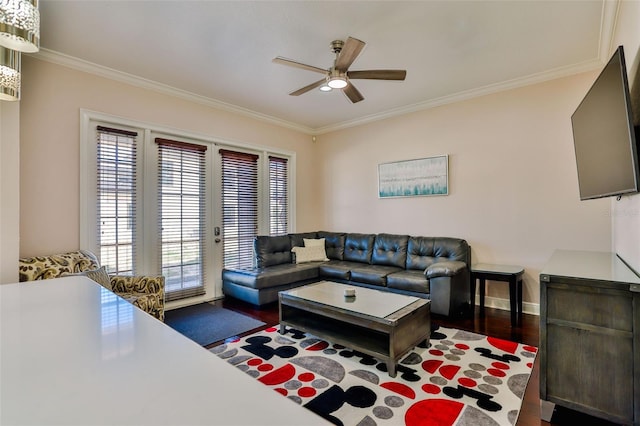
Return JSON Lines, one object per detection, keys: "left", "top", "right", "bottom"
{"left": 110, "top": 275, "right": 165, "bottom": 321}
{"left": 110, "top": 275, "right": 165, "bottom": 296}
{"left": 425, "top": 260, "right": 467, "bottom": 279}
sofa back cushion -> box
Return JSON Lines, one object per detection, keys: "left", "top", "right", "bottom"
{"left": 19, "top": 250, "right": 101, "bottom": 282}
{"left": 372, "top": 233, "right": 409, "bottom": 268}
{"left": 433, "top": 237, "right": 469, "bottom": 263}
{"left": 318, "top": 231, "right": 346, "bottom": 260}
{"left": 288, "top": 232, "right": 318, "bottom": 248}
{"left": 344, "top": 233, "right": 375, "bottom": 264}
{"left": 406, "top": 237, "right": 469, "bottom": 270}
{"left": 254, "top": 235, "right": 292, "bottom": 268}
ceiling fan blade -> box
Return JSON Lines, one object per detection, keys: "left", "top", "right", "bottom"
{"left": 335, "top": 37, "right": 366, "bottom": 71}
{"left": 347, "top": 70, "right": 407, "bottom": 81}
{"left": 273, "top": 57, "right": 327, "bottom": 75}
{"left": 343, "top": 82, "right": 364, "bottom": 103}
{"left": 289, "top": 78, "right": 326, "bottom": 96}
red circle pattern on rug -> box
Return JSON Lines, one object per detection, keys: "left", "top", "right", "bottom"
{"left": 405, "top": 399, "right": 464, "bottom": 426}
{"left": 216, "top": 326, "right": 537, "bottom": 426}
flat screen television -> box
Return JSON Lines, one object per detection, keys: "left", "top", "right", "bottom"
{"left": 571, "top": 45, "right": 640, "bottom": 200}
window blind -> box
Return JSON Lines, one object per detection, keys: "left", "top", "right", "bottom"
{"left": 220, "top": 149, "right": 258, "bottom": 269}
{"left": 96, "top": 126, "right": 137, "bottom": 275}
{"left": 269, "top": 156, "right": 288, "bottom": 235}
{"left": 157, "top": 138, "right": 207, "bottom": 302}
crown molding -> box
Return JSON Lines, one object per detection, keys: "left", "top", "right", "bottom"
{"left": 599, "top": 0, "right": 620, "bottom": 62}
{"left": 31, "top": 40, "right": 607, "bottom": 136}
{"left": 31, "top": 48, "right": 316, "bottom": 135}
{"left": 314, "top": 59, "right": 603, "bottom": 134}
{"left": 316, "top": 0, "right": 619, "bottom": 134}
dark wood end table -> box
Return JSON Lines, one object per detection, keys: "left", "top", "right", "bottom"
{"left": 470, "top": 263, "right": 524, "bottom": 326}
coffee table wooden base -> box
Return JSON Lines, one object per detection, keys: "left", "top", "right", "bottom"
{"left": 279, "top": 289, "right": 431, "bottom": 378}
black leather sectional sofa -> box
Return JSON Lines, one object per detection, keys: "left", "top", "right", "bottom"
{"left": 222, "top": 231, "right": 471, "bottom": 317}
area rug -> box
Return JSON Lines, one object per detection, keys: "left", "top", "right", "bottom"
{"left": 164, "top": 303, "right": 265, "bottom": 347}
{"left": 211, "top": 325, "right": 537, "bottom": 426}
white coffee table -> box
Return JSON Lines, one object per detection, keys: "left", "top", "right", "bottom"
{"left": 278, "top": 281, "right": 431, "bottom": 377}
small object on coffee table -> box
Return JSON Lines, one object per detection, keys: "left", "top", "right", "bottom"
{"left": 344, "top": 287, "right": 356, "bottom": 297}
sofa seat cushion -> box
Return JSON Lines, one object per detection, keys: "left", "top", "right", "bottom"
{"left": 222, "top": 263, "right": 321, "bottom": 290}
{"left": 387, "top": 270, "right": 430, "bottom": 294}
{"left": 350, "top": 264, "right": 402, "bottom": 286}
{"left": 318, "top": 260, "right": 355, "bottom": 280}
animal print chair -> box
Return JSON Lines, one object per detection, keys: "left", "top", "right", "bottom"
{"left": 18, "top": 250, "right": 165, "bottom": 321}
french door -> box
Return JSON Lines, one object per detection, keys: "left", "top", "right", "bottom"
{"left": 83, "top": 112, "right": 293, "bottom": 306}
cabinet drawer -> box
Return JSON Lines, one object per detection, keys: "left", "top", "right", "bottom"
{"left": 546, "top": 285, "right": 632, "bottom": 331}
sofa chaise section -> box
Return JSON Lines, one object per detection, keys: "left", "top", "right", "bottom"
{"left": 221, "top": 262, "right": 322, "bottom": 306}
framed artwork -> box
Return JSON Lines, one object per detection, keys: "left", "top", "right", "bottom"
{"left": 378, "top": 155, "right": 448, "bottom": 198}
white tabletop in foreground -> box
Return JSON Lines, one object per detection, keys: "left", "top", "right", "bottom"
{"left": 1, "top": 276, "right": 328, "bottom": 426}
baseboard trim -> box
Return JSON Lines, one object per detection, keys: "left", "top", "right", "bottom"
{"left": 474, "top": 295, "right": 540, "bottom": 316}
{"left": 166, "top": 295, "right": 218, "bottom": 311}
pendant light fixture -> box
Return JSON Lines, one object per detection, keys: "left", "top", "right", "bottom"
{"left": 0, "top": 0, "right": 40, "bottom": 53}
{"left": 0, "top": 46, "right": 20, "bottom": 101}
{"left": 0, "top": 0, "right": 39, "bottom": 101}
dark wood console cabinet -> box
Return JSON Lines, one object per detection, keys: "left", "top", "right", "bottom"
{"left": 540, "top": 250, "right": 640, "bottom": 425}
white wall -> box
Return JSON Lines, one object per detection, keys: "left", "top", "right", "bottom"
{"left": 317, "top": 72, "right": 612, "bottom": 310}
{"left": 14, "top": 2, "right": 639, "bottom": 302}
{"left": 0, "top": 101, "right": 20, "bottom": 284}
{"left": 611, "top": 0, "right": 640, "bottom": 275}
{"left": 18, "top": 56, "right": 321, "bottom": 258}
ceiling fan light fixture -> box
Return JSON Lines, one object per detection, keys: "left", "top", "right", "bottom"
{"left": 327, "top": 76, "right": 347, "bottom": 89}
{"left": 274, "top": 36, "right": 406, "bottom": 104}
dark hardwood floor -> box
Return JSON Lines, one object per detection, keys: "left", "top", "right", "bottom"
{"left": 212, "top": 298, "right": 621, "bottom": 426}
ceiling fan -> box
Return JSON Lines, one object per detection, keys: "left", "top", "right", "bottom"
{"left": 273, "top": 36, "right": 407, "bottom": 103}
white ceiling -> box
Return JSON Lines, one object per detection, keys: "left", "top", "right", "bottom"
{"left": 35, "top": 1, "right": 616, "bottom": 134}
